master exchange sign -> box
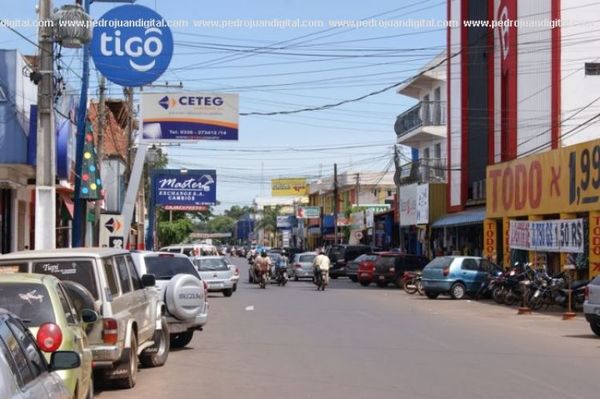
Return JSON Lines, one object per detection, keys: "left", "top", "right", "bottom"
{"left": 152, "top": 169, "right": 217, "bottom": 207}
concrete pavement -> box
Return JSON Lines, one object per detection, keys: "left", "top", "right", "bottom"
{"left": 97, "top": 257, "right": 600, "bottom": 399}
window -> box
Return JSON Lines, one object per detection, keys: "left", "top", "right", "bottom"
{"left": 0, "top": 321, "right": 24, "bottom": 387}
{"left": 102, "top": 258, "right": 119, "bottom": 298}
{"left": 125, "top": 255, "right": 143, "bottom": 290}
{"left": 0, "top": 283, "right": 55, "bottom": 327}
{"left": 194, "top": 258, "right": 229, "bottom": 271}
{"left": 461, "top": 259, "right": 479, "bottom": 271}
{"left": 115, "top": 256, "right": 132, "bottom": 294}
{"left": 6, "top": 318, "right": 47, "bottom": 383}
{"left": 145, "top": 256, "right": 200, "bottom": 279}
{"left": 423, "top": 147, "right": 430, "bottom": 161}
{"left": 585, "top": 63, "right": 600, "bottom": 76}
{"left": 56, "top": 284, "right": 77, "bottom": 325}
{"left": 434, "top": 143, "right": 441, "bottom": 160}
{"left": 33, "top": 259, "right": 98, "bottom": 299}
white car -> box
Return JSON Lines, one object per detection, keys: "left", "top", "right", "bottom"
{"left": 584, "top": 275, "right": 600, "bottom": 336}
{"left": 0, "top": 309, "right": 81, "bottom": 399}
{"left": 226, "top": 262, "right": 240, "bottom": 292}
{"left": 131, "top": 251, "right": 209, "bottom": 348}
{"left": 191, "top": 256, "right": 235, "bottom": 297}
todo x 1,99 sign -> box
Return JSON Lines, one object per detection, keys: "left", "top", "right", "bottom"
{"left": 91, "top": 5, "right": 173, "bottom": 87}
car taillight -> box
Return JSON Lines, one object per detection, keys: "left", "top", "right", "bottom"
{"left": 103, "top": 318, "right": 118, "bottom": 345}
{"left": 585, "top": 286, "right": 589, "bottom": 301}
{"left": 36, "top": 323, "right": 62, "bottom": 353}
{"left": 235, "top": 267, "right": 240, "bottom": 276}
{"left": 442, "top": 267, "right": 450, "bottom": 277}
{"left": 294, "top": 264, "right": 302, "bottom": 269}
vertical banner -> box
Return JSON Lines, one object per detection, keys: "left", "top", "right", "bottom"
{"left": 503, "top": 217, "right": 511, "bottom": 268}
{"left": 590, "top": 211, "right": 600, "bottom": 279}
{"left": 483, "top": 219, "right": 497, "bottom": 262}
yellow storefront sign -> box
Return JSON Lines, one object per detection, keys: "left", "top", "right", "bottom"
{"left": 486, "top": 138, "right": 600, "bottom": 218}
{"left": 271, "top": 178, "right": 308, "bottom": 197}
{"left": 590, "top": 211, "right": 600, "bottom": 279}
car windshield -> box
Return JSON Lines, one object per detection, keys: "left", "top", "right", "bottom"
{"left": 298, "top": 255, "right": 315, "bottom": 263}
{"left": 32, "top": 260, "right": 98, "bottom": 299}
{"left": 426, "top": 257, "right": 454, "bottom": 269}
{"left": 378, "top": 257, "right": 396, "bottom": 267}
{"left": 355, "top": 254, "right": 375, "bottom": 262}
{"left": 145, "top": 256, "right": 200, "bottom": 280}
{"left": 0, "top": 283, "right": 55, "bottom": 327}
{"left": 194, "top": 258, "right": 229, "bottom": 271}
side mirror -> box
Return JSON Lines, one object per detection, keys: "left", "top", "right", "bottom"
{"left": 141, "top": 274, "right": 156, "bottom": 287}
{"left": 81, "top": 309, "right": 98, "bottom": 324}
{"left": 50, "top": 351, "right": 81, "bottom": 371}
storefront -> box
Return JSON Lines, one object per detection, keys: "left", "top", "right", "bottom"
{"left": 485, "top": 138, "right": 600, "bottom": 279}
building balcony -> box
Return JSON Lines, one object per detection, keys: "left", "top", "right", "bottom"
{"left": 399, "top": 158, "right": 447, "bottom": 185}
{"left": 394, "top": 101, "right": 446, "bottom": 147}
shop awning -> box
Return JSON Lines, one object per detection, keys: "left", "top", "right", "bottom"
{"left": 431, "top": 207, "right": 486, "bottom": 228}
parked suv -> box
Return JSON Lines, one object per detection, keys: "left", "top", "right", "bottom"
{"left": 0, "top": 248, "right": 169, "bottom": 389}
{"left": 325, "top": 245, "right": 372, "bottom": 278}
{"left": 373, "top": 253, "right": 430, "bottom": 288}
{"left": 131, "top": 251, "right": 208, "bottom": 348}
{"left": 584, "top": 274, "right": 600, "bottom": 336}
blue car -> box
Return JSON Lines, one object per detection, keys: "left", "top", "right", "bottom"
{"left": 422, "top": 256, "right": 500, "bottom": 299}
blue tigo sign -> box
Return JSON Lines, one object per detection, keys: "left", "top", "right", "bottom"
{"left": 141, "top": 92, "right": 239, "bottom": 142}
{"left": 91, "top": 5, "right": 173, "bottom": 87}
{"left": 152, "top": 170, "right": 217, "bottom": 207}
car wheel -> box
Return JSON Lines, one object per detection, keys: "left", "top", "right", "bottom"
{"left": 349, "top": 276, "right": 358, "bottom": 283}
{"left": 359, "top": 281, "right": 370, "bottom": 287}
{"left": 139, "top": 317, "right": 170, "bottom": 368}
{"left": 115, "top": 334, "right": 138, "bottom": 389}
{"left": 425, "top": 291, "right": 439, "bottom": 299}
{"left": 170, "top": 330, "right": 194, "bottom": 348}
{"left": 590, "top": 322, "right": 600, "bottom": 337}
{"left": 450, "top": 282, "right": 466, "bottom": 300}
{"left": 223, "top": 289, "right": 233, "bottom": 297}
{"left": 233, "top": 283, "right": 237, "bottom": 292}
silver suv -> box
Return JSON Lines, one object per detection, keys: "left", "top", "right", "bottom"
{"left": 130, "top": 251, "right": 208, "bottom": 348}
{"left": 0, "top": 248, "right": 169, "bottom": 389}
{"left": 584, "top": 275, "right": 600, "bottom": 336}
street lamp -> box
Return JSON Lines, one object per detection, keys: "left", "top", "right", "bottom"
{"left": 34, "top": 1, "right": 91, "bottom": 250}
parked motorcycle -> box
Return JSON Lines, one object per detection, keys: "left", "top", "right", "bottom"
{"left": 403, "top": 271, "right": 424, "bottom": 295}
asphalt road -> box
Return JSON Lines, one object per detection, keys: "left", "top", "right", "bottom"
{"left": 98, "top": 257, "right": 600, "bottom": 399}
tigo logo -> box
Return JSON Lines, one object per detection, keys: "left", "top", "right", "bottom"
{"left": 91, "top": 5, "right": 173, "bottom": 87}
{"left": 159, "top": 96, "right": 177, "bottom": 110}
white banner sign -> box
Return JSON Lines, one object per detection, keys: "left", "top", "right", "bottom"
{"left": 399, "top": 183, "right": 417, "bottom": 226}
{"left": 351, "top": 211, "right": 365, "bottom": 230}
{"left": 365, "top": 209, "right": 375, "bottom": 229}
{"left": 509, "top": 219, "right": 584, "bottom": 253}
{"left": 141, "top": 92, "right": 239, "bottom": 142}
{"left": 416, "top": 184, "right": 429, "bottom": 225}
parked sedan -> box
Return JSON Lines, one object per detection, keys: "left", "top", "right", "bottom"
{"left": 0, "top": 274, "right": 96, "bottom": 399}
{"left": 422, "top": 256, "right": 498, "bottom": 299}
{"left": 346, "top": 254, "right": 376, "bottom": 282}
{"left": 0, "top": 309, "right": 82, "bottom": 399}
{"left": 358, "top": 256, "right": 379, "bottom": 287}
{"left": 192, "top": 256, "right": 235, "bottom": 297}
{"left": 373, "top": 253, "right": 430, "bottom": 288}
{"left": 584, "top": 274, "right": 600, "bottom": 336}
{"left": 290, "top": 252, "right": 317, "bottom": 281}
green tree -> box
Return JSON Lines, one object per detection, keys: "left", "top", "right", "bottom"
{"left": 205, "top": 215, "right": 235, "bottom": 234}
{"left": 224, "top": 205, "right": 254, "bottom": 220}
{"left": 157, "top": 218, "right": 193, "bottom": 247}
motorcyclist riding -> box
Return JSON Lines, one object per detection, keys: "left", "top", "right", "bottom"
{"left": 254, "top": 251, "right": 272, "bottom": 284}
{"left": 312, "top": 249, "right": 330, "bottom": 287}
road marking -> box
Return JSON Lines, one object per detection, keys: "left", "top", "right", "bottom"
{"left": 245, "top": 305, "right": 254, "bottom": 311}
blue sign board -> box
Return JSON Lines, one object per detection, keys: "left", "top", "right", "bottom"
{"left": 152, "top": 170, "right": 217, "bottom": 207}
{"left": 91, "top": 5, "right": 173, "bottom": 87}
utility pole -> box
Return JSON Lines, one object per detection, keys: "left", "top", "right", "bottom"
{"left": 333, "top": 163, "right": 339, "bottom": 245}
{"left": 93, "top": 76, "right": 106, "bottom": 246}
{"left": 35, "top": 0, "right": 56, "bottom": 250}
{"left": 394, "top": 145, "right": 404, "bottom": 251}
{"left": 355, "top": 173, "right": 360, "bottom": 207}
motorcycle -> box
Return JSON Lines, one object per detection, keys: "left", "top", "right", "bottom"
{"left": 314, "top": 268, "right": 328, "bottom": 291}
{"left": 275, "top": 267, "right": 288, "bottom": 286}
{"left": 403, "top": 272, "right": 424, "bottom": 295}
